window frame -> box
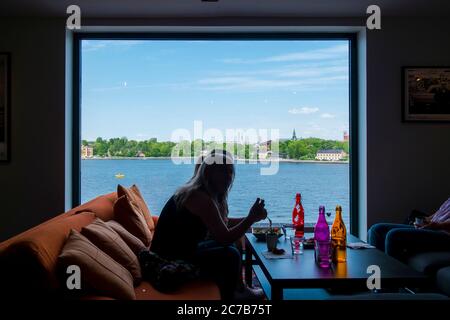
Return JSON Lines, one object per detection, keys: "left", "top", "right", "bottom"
{"left": 72, "top": 32, "right": 359, "bottom": 235}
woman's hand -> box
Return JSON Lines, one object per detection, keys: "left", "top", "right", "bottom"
{"left": 248, "top": 198, "right": 268, "bottom": 223}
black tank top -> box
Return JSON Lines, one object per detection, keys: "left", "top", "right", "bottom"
{"left": 150, "top": 195, "right": 207, "bottom": 262}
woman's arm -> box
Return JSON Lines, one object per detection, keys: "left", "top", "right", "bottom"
{"left": 424, "top": 213, "right": 435, "bottom": 223}
{"left": 421, "top": 221, "right": 450, "bottom": 232}
{"left": 227, "top": 217, "right": 245, "bottom": 228}
{"left": 185, "top": 191, "right": 267, "bottom": 245}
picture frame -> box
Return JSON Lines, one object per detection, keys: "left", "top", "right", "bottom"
{"left": 0, "top": 52, "right": 11, "bottom": 162}
{"left": 402, "top": 66, "right": 450, "bottom": 122}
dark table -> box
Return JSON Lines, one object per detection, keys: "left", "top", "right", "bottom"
{"left": 244, "top": 233, "right": 428, "bottom": 300}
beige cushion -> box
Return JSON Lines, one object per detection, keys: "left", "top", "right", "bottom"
{"left": 106, "top": 220, "right": 147, "bottom": 254}
{"left": 113, "top": 195, "right": 152, "bottom": 247}
{"left": 81, "top": 218, "right": 142, "bottom": 285}
{"left": 58, "top": 229, "right": 135, "bottom": 300}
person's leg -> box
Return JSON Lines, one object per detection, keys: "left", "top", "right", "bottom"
{"left": 198, "top": 238, "right": 248, "bottom": 290}
{"left": 197, "top": 239, "right": 222, "bottom": 251}
{"left": 233, "top": 236, "right": 246, "bottom": 289}
{"left": 385, "top": 228, "right": 450, "bottom": 262}
{"left": 195, "top": 241, "right": 241, "bottom": 300}
{"left": 367, "top": 223, "right": 412, "bottom": 251}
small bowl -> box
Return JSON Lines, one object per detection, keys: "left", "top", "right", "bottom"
{"left": 252, "top": 223, "right": 283, "bottom": 241}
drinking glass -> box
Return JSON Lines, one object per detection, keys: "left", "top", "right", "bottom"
{"left": 291, "top": 237, "right": 304, "bottom": 255}
{"left": 284, "top": 225, "right": 303, "bottom": 255}
{"left": 314, "top": 240, "right": 331, "bottom": 268}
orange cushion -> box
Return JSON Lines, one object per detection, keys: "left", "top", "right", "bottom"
{"left": 0, "top": 193, "right": 118, "bottom": 253}
{"left": 117, "top": 185, "right": 155, "bottom": 234}
{"left": 0, "top": 212, "right": 96, "bottom": 290}
{"left": 58, "top": 230, "right": 136, "bottom": 300}
{"left": 81, "top": 218, "right": 142, "bottom": 285}
{"left": 113, "top": 195, "right": 152, "bottom": 247}
{"left": 152, "top": 215, "right": 159, "bottom": 226}
{"left": 65, "top": 193, "right": 117, "bottom": 222}
{"left": 106, "top": 220, "right": 147, "bottom": 254}
{"left": 134, "top": 280, "right": 221, "bottom": 300}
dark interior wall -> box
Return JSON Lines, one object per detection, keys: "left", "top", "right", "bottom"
{"left": 0, "top": 18, "right": 67, "bottom": 240}
{"left": 0, "top": 16, "right": 449, "bottom": 241}
{"left": 366, "top": 18, "right": 450, "bottom": 226}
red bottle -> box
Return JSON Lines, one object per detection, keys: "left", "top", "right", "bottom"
{"left": 292, "top": 193, "right": 305, "bottom": 238}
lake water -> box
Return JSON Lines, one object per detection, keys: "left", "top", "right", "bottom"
{"left": 81, "top": 159, "right": 350, "bottom": 226}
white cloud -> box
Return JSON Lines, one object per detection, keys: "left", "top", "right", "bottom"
{"left": 288, "top": 107, "right": 319, "bottom": 115}
{"left": 82, "top": 40, "right": 143, "bottom": 52}
{"left": 220, "top": 58, "right": 245, "bottom": 64}
{"left": 263, "top": 44, "right": 348, "bottom": 63}
{"left": 196, "top": 57, "right": 349, "bottom": 91}
{"left": 198, "top": 77, "right": 252, "bottom": 85}
{"left": 197, "top": 75, "right": 348, "bottom": 91}
{"left": 279, "top": 66, "right": 348, "bottom": 78}
{"left": 89, "top": 82, "right": 191, "bottom": 92}
{"left": 215, "top": 60, "right": 348, "bottom": 83}
{"left": 221, "top": 44, "right": 348, "bottom": 64}
{"left": 321, "top": 113, "right": 336, "bottom": 118}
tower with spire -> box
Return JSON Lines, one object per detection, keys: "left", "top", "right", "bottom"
{"left": 292, "top": 129, "right": 297, "bottom": 141}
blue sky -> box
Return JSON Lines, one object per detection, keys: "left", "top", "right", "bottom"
{"left": 81, "top": 40, "right": 349, "bottom": 142}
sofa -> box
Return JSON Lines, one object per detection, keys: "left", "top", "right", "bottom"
{"left": 401, "top": 210, "right": 450, "bottom": 297}
{"left": 407, "top": 252, "right": 450, "bottom": 296}
{"left": 0, "top": 192, "right": 221, "bottom": 300}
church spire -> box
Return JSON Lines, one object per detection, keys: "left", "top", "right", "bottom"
{"left": 292, "top": 129, "right": 297, "bottom": 141}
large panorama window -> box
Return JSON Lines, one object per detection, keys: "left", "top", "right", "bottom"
{"left": 77, "top": 35, "right": 355, "bottom": 229}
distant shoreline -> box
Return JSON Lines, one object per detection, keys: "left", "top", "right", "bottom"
{"left": 81, "top": 157, "right": 349, "bottom": 164}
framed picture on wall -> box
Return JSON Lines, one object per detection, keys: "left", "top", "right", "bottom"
{"left": 402, "top": 67, "right": 450, "bottom": 122}
{"left": 0, "top": 52, "right": 11, "bottom": 162}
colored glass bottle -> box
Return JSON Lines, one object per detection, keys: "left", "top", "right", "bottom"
{"left": 331, "top": 205, "right": 347, "bottom": 263}
{"left": 292, "top": 193, "right": 305, "bottom": 238}
{"left": 314, "top": 206, "right": 331, "bottom": 268}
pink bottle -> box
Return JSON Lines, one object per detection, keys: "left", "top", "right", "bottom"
{"left": 314, "top": 206, "right": 331, "bottom": 268}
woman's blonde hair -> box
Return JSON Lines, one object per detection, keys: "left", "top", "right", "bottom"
{"left": 174, "top": 149, "right": 235, "bottom": 217}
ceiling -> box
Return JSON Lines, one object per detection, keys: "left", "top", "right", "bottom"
{"left": 1, "top": 0, "right": 449, "bottom": 18}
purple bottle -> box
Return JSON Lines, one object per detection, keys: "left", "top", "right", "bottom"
{"left": 314, "top": 206, "right": 331, "bottom": 268}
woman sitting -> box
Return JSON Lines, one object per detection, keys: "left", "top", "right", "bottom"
{"left": 368, "top": 198, "right": 450, "bottom": 262}
{"left": 148, "top": 149, "right": 267, "bottom": 300}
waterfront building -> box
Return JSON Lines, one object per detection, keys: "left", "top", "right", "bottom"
{"left": 315, "top": 149, "right": 346, "bottom": 161}
{"left": 257, "top": 140, "right": 272, "bottom": 159}
{"left": 81, "top": 145, "right": 94, "bottom": 158}
{"left": 344, "top": 131, "right": 349, "bottom": 142}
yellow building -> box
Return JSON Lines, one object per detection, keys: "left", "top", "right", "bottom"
{"left": 81, "top": 145, "right": 94, "bottom": 158}
{"left": 315, "top": 149, "right": 346, "bottom": 161}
